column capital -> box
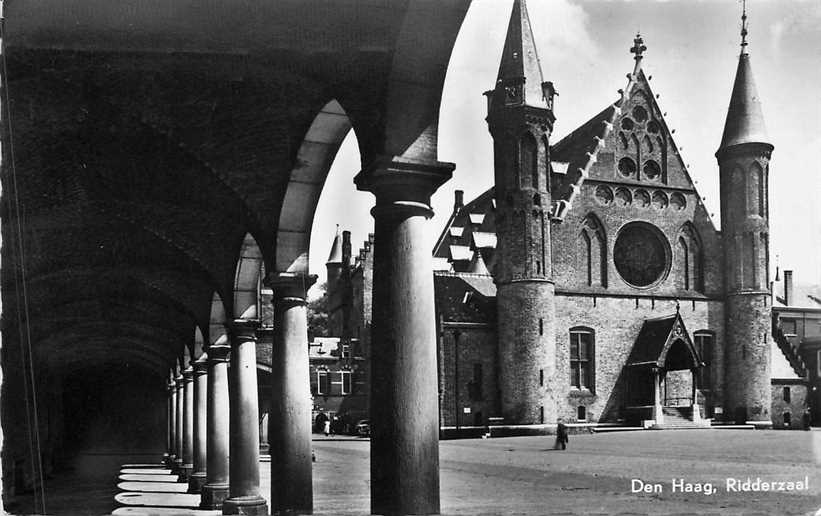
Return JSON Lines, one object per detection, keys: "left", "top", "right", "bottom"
{"left": 207, "top": 344, "right": 231, "bottom": 363}
{"left": 264, "top": 272, "right": 317, "bottom": 304}
{"left": 183, "top": 366, "right": 194, "bottom": 382}
{"left": 354, "top": 156, "right": 454, "bottom": 214}
{"left": 175, "top": 373, "right": 185, "bottom": 388}
{"left": 193, "top": 353, "right": 209, "bottom": 374}
{"left": 229, "top": 318, "right": 260, "bottom": 341}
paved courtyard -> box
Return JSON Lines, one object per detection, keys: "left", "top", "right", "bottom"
{"left": 11, "top": 429, "right": 821, "bottom": 515}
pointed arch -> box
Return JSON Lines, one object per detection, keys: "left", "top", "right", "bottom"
{"left": 677, "top": 222, "right": 704, "bottom": 292}
{"left": 234, "top": 233, "right": 263, "bottom": 320}
{"left": 579, "top": 213, "right": 607, "bottom": 287}
{"left": 677, "top": 237, "right": 689, "bottom": 290}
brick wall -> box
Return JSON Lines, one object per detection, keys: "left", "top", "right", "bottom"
{"left": 554, "top": 295, "right": 724, "bottom": 423}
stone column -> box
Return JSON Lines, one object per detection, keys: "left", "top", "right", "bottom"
{"left": 167, "top": 377, "right": 177, "bottom": 466}
{"left": 223, "top": 320, "right": 268, "bottom": 516}
{"left": 180, "top": 367, "right": 194, "bottom": 482}
{"left": 174, "top": 372, "right": 185, "bottom": 472}
{"left": 653, "top": 368, "right": 664, "bottom": 425}
{"left": 267, "top": 273, "right": 316, "bottom": 515}
{"left": 189, "top": 354, "right": 208, "bottom": 493}
{"left": 201, "top": 342, "right": 231, "bottom": 509}
{"left": 355, "top": 157, "right": 453, "bottom": 515}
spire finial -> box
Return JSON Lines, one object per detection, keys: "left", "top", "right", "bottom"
{"left": 630, "top": 33, "right": 646, "bottom": 61}
{"left": 740, "top": 0, "right": 749, "bottom": 52}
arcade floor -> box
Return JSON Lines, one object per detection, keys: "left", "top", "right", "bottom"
{"left": 9, "top": 429, "right": 821, "bottom": 515}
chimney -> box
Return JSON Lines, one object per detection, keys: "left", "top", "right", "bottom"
{"left": 454, "top": 190, "right": 464, "bottom": 211}
{"left": 342, "top": 231, "right": 352, "bottom": 269}
{"left": 784, "top": 270, "right": 793, "bottom": 306}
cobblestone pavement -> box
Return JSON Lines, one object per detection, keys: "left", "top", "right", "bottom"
{"left": 9, "top": 429, "right": 821, "bottom": 515}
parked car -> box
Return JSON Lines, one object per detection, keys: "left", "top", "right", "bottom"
{"left": 355, "top": 419, "right": 370, "bottom": 437}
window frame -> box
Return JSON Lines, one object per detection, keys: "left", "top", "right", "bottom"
{"left": 569, "top": 327, "right": 595, "bottom": 392}
{"left": 340, "top": 370, "right": 352, "bottom": 395}
{"left": 316, "top": 369, "right": 330, "bottom": 395}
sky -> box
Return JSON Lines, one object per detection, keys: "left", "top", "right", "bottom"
{"left": 308, "top": 0, "right": 821, "bottom": 296}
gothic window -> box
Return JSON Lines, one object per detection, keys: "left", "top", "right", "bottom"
{"left": 579, "top": 213, "right": 607, "bottom": 287}
{"left": 677, "top": 223, "right": 703, "bottom": 292}
{"left": 694, "top": 331, "right": 713, "bottom": 390}
{"left": 570, "top": 327, "right": 595, "bottom": 391}
{"left": 619, "top": 132, "right": 629, "bottom": 150}
{"left": 677, "top": 237, "right": 690, "bottom": 290}
{"left": 521, "top": 133, "right": 538, "bottom": 189}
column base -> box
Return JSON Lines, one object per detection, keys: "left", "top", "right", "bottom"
{"left": 188, "top": 471, "right": 207, "bottom": 493}
{"left": 201, "top": 483, "right": 230, "bottom": 509}
{"left": 164, "top": 455, "right": 176, "bottom": 467}
{"left": 177, "top": 464, "right": 193, "bottom": 483}
{"left": 223, "top": 495, "right": 269, "bottom": 515}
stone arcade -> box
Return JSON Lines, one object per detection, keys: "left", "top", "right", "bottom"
{"left": 0, "top": 1, "right": 810, "bottom": 516}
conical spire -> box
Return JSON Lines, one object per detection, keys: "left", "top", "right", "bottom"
{"left": 496, "top": 0, "right": 549, "bottom": 110}
{"left": 326, "top": 225, "right": 342, "bottom": 264}
{"left": 718, "top": 4, "right": 770, "bottom": 151}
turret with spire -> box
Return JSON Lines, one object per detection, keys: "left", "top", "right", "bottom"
{"left": 717, "top": 2, "right": 773, "bottom": 426}
{"left": 485, "top": 0, "right": 557, "bottom": 425}
{"left": 326, "top": 225, "right": 343, "bottom": 287}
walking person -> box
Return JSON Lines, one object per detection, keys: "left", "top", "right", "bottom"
{"left": 555, "top": 419, "right": 568, "bottom": 450}
{"left": 323, "top": 417, "right": 331, "bottom": 437}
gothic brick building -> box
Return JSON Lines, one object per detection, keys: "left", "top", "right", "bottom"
{"left": 327, "top": 0, "right": 810, "bottom": 431}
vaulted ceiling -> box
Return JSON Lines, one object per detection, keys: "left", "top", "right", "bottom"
{"left": 2, "top": 0, "right": 471, "bottom": 376}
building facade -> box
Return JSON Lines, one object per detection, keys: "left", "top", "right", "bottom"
{"left": 332, "top": 0, "right": 810, "bottom": 430}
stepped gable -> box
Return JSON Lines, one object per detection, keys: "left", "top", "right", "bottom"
{"left": 432, "top": 188, "right": 497, "bottom": 273}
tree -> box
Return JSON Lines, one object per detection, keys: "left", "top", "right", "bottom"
{"left": 307, "top": 282, "right": 330, "bottom": 340}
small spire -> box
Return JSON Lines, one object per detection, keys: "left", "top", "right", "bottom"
{"left": 494, "top": 0, "right": 550, "bottom": 110}
{"left": 717, "top": 2, "right": 771, "bottom": 153}
{"left": 326, "top": 225, "right": 342, "bottom": 264}
{"left": 740, "top": 0, "right": 749, "bottom": 53}
{"left": 630, "top": 33, "right": 646, "bottom": 61}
